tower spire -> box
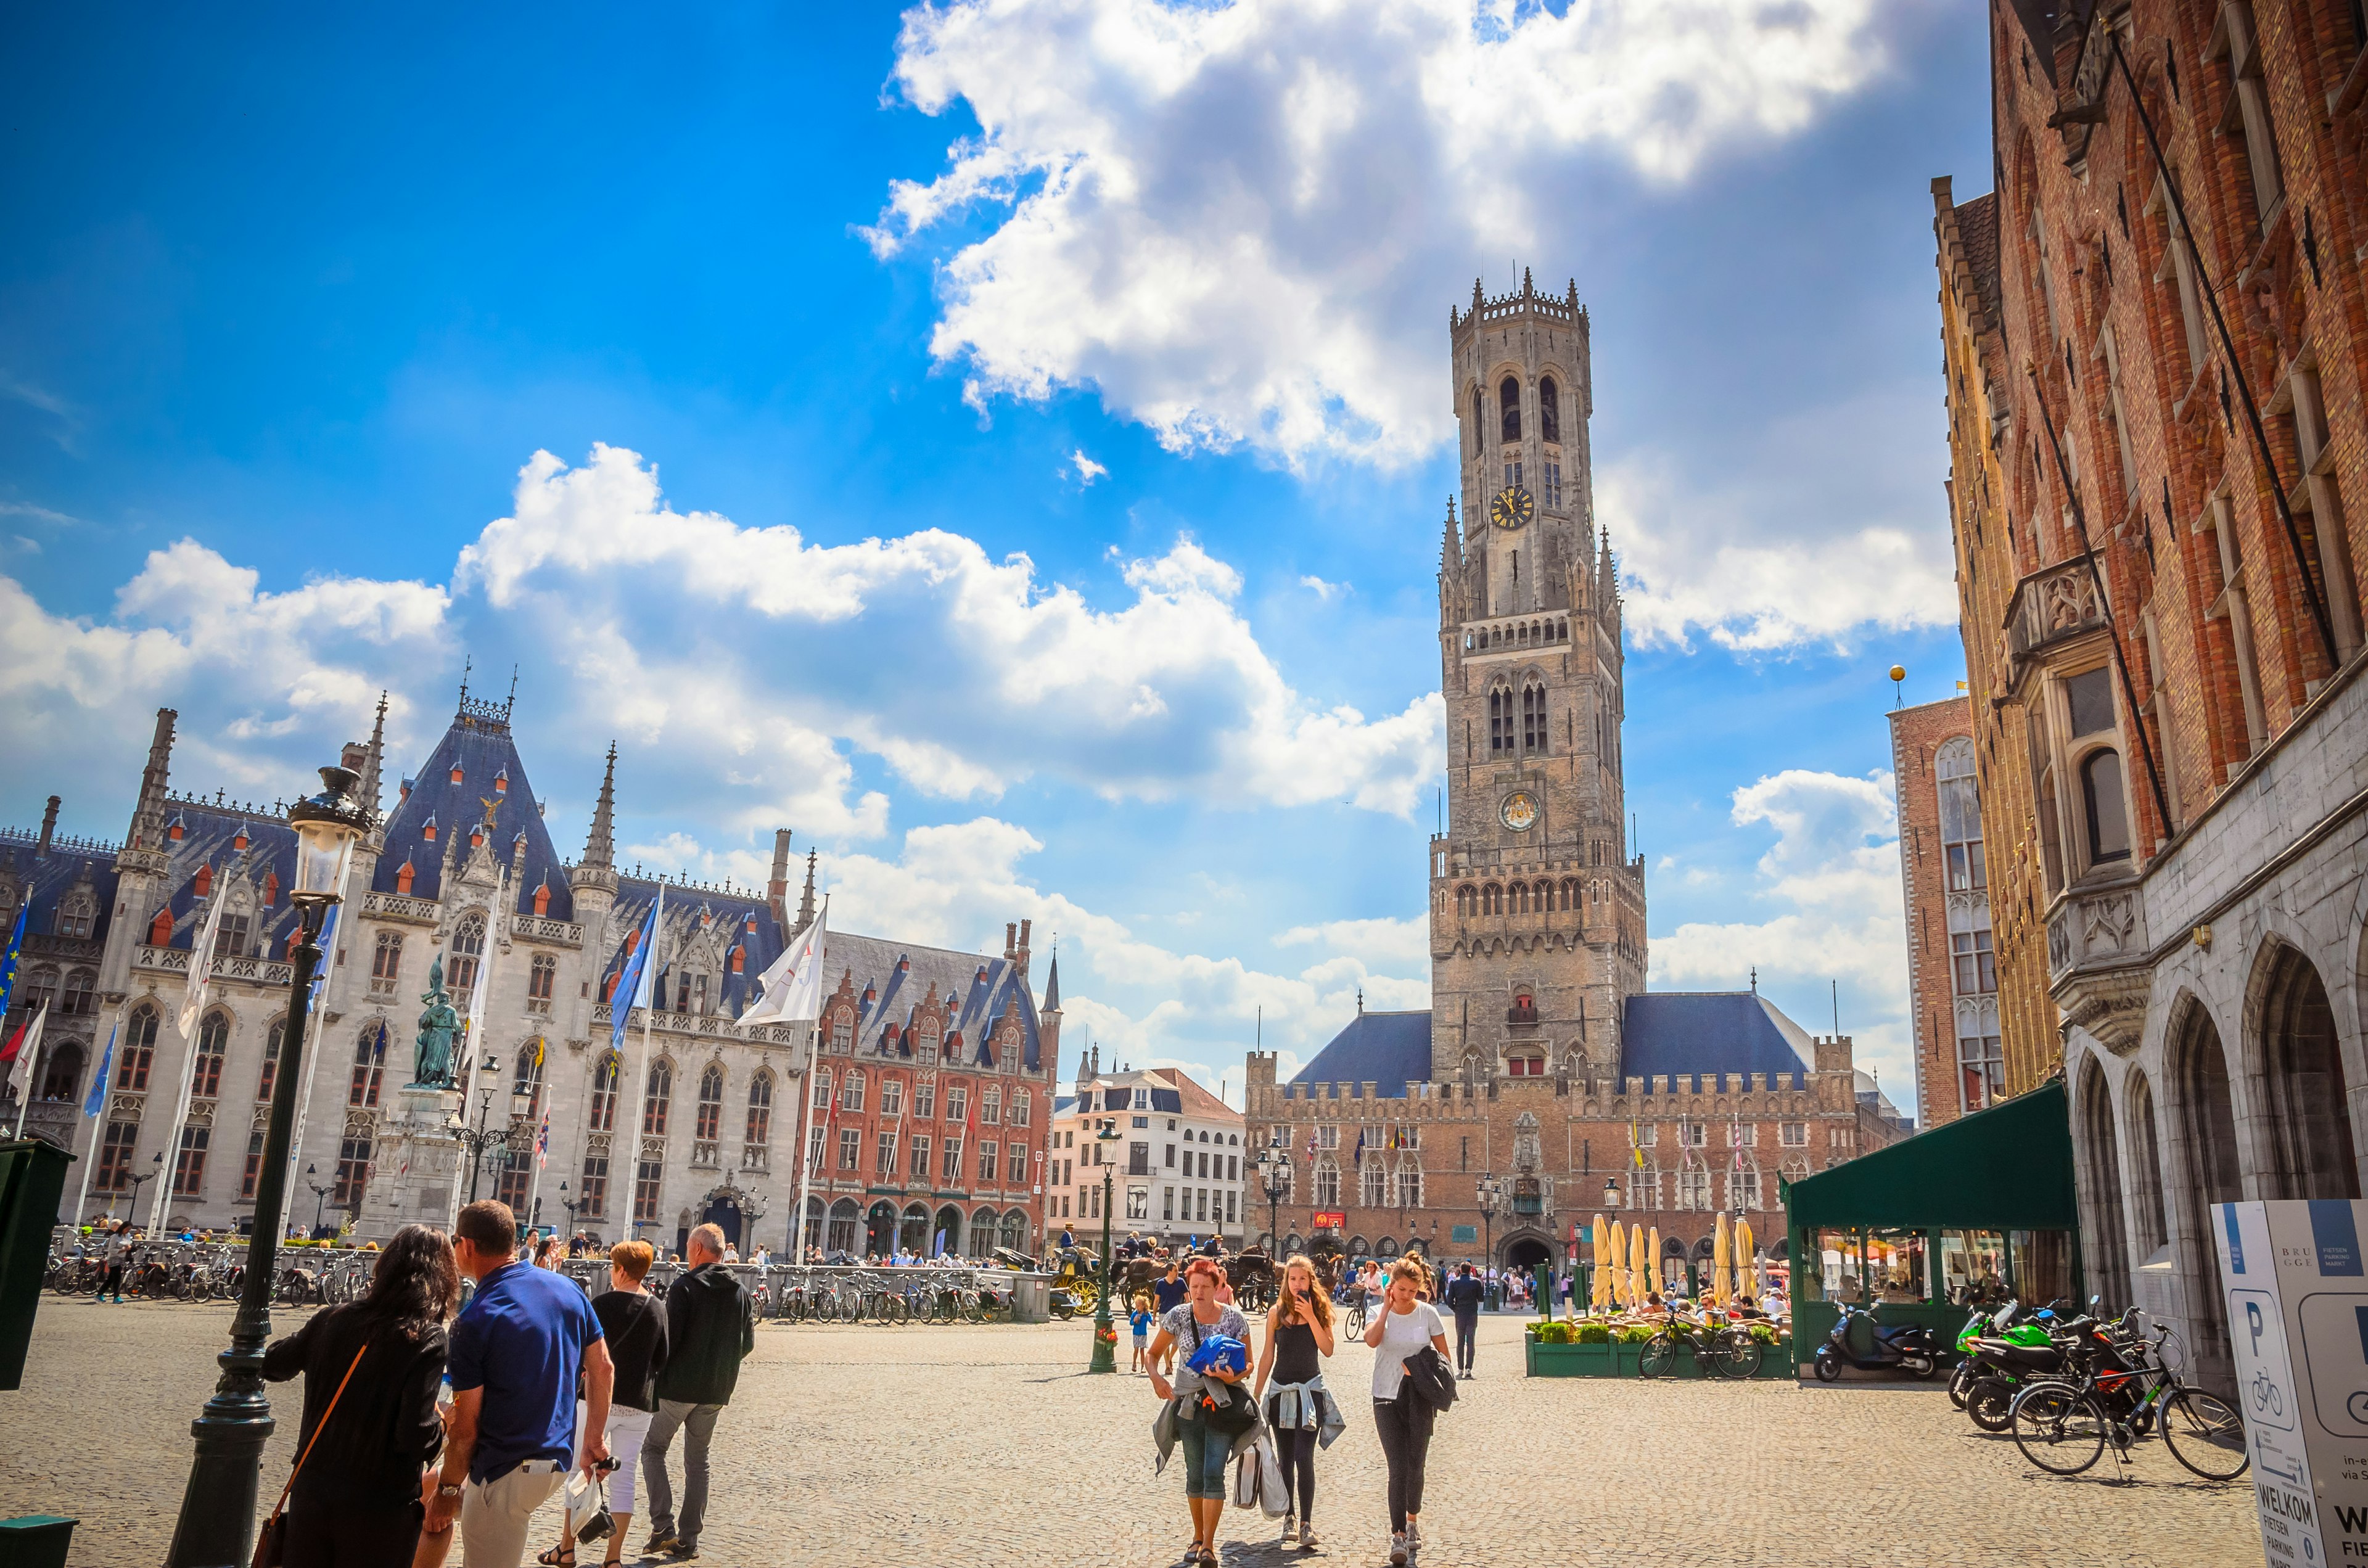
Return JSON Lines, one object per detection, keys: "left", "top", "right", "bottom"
{"left": 583, "top": 742, "right": 617, "bottom": 869}
{"left": 130, "top": 707, "right": 177, "bottom": 852}
{"left": 358, "top": 691, "right": 388, "bottom": 822}
{"left": 796, "top": 848, "right": 818, "bottom": 931}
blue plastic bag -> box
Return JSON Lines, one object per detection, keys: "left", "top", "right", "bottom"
{"left": 1185, "top": 1332, "right": 1248, "bottom": 1376}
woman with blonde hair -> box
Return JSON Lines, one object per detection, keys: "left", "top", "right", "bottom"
{"left": 1364, "top": 1257, "right": 1450, "bottom": 1564}
{"left": 540, "top": 1241, "right": 668, "bottom": 1568}
{"left": 1252, "top": 1255, "right": 1341, "bottom": 1550}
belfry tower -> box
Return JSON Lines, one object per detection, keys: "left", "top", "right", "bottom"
{"left": 1431, "top": 271, "right": 1646, "bottom": 1084}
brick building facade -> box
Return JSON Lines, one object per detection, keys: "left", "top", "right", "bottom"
{"left": 1933, "top": 0, "right": 2368, "bottom": 1392}
{"left": 1888, "top": 695, "right": 2009, "bottom": 1130}
{"left": 1244, "top": 278, "right": 1904, "bottom": 1281}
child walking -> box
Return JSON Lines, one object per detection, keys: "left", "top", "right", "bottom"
{"left": 1130, "top": 1292, "right": 1156, "bottom": 1373}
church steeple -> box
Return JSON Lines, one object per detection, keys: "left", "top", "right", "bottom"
{"left": 583, "top": 742, "right": 617, "bottom": 870}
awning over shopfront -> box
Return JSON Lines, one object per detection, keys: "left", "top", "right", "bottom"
{"left": 1783, "top": 1079, "right": 2077, "bottom": 1233}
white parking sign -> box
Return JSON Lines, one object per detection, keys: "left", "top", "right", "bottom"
{"left": 2216, "top": 1201, "right": 2368, "bottom": 1568}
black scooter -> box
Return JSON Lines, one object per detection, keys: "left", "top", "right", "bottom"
{"left": 1812, "top": 1301, "right": 1941, "bottom": 1381}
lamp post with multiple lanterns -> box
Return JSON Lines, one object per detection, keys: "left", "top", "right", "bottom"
{"left": 1088, "top": 1120, "right": 1121, "bottom": 1374}
{"left": 165, "top": 764, "right": 369, "bottom": 1568}
{"left": 1254, "top": 1147, "right": 1293, "bottom": 1255}
{"left": 450, "top": 1053, "right": 528, "bottom": 1206}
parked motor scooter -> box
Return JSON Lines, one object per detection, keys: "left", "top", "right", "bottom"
{"left": 1948, "top": 1299, "right": 2064, "bottom": 1407}
{"left": 1811, "top": 1301, "right": 1941, "bottom": 1381}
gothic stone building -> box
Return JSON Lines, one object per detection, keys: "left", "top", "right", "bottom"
{"left": 1244, "top": 278, "right": 1904, "bottom": 1278}
{"left": 0, "top": 691, "right": 1059, "bottom": 1258}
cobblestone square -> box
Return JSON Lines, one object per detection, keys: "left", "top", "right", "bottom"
{"left": 2, "top": 1301, "right": 2259, "bottom": 1567}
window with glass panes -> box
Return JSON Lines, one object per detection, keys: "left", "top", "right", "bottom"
{"left": 942, "top": 1138, "right": 963, "bottom": 1183}
{"left": 633, "top": 1160, "right": 664, "bottom": 1221}
{"left": 372, "top": 931, "right": 403, "bottom": 980}
{"left": 120, "top": 1005, "right": 158, "bottom": 1091}
{"left": 695, "top": 1065, "right": 724, "bottom": 1141}
{"left": 746, "top": 1074, "right": 773, "bottom": 1147}
{"left": 590, "top": 1054, "right": 619, "bottom": 1131}
{"left": 579, "top": 1155, "right": 609, "bottom": 1217}
{"left": 1951, "top": 929, "right": 1997, "bottom": 994}
{"left": 877, "top": 1131, "right": 898, "bottom": 1174}
{"left": 642, "top": 1060, "right": 672, "bottom": 1136}
{"left": 255, "top": 1030, "right": 281, "bottom": 1104}
{"left": 494, "top": 1149, "right": 530, "bottom": 1210}
{"left": 837, "top": 1129, "right": 859, "bottom": 1170}
{"left": 979, "top": 1142, "right": 998, "bottom": 1183}
{"left": 348, "top": 1026, "right": 385, "bottom": 1107}
{"left": 96, "top": 1121, "right": 139, "bottom": 1190}
{"left": 910, "top": 1134, "right": 931, "bottom": 1178}
{"left": 332, "top": 1134, "right": 372, "bottom": 1206}
{"left": 1959, "top": 1033, "right": 2007, "bottom": 1110}
{"left": 240, "top": 1130, "right": 267, "bottom": 1199}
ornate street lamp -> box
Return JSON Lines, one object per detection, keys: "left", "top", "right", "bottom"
{"left": 1088, "top": 1121, "right": 1122, "bottom": 1374}
{"left": 449, "top": 1053, "right": 522, "bottom": 1205}
{"left": 1255, "top": 1147, "right": 1293, "bottom": 1255}
{"left": 1475, "top": 1173, "right": 1502, "bottom": 1301}
{"left": 124, "top": 1151, "right": 162, "bottom": 1223}
{"left": 304, "top": 1163, "right": 332, "bottom": 1238}
{"left": 166, "top": 763, "right": 368, "bottom": 1568}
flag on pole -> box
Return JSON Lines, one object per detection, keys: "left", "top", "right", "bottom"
{"left": 1352, "top": 1128, "right": 1365, "bottom": 1168}
{"left": 83, "top": 1025, "right": 116, "bottom": 1116}
{"left": 179, "top": 884, "right": 228, "bottom": 1039}
{"left": 0, "top": 1003, "right": 39, "bottom": 1067}
{"left": 742, "top": 898, "right": 826, "bottom": 1025}
{"left": 0, "top": 901, "right": 26, "bottom": 1017}
{"left": 535, "top": 1107, "right": 550, "bottom": 1170}
{"left": 609, "top": 889, "right": 664, "bottom": 1056}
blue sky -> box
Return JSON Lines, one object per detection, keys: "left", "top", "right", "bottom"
{"left": 1, "top": 0, "right": 1987, "bottom": 1109}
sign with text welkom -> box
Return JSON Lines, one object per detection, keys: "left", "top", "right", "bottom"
{"left": 2215, "top": 1201, "right": 2368, "bottom": 1568}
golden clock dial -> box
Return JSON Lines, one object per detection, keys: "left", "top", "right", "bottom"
{"left": 1489, "top": 485, "right": 1534, "bottom": 529}
{"left": 1500, "top": 791, "right": 1539, "bottom": 832}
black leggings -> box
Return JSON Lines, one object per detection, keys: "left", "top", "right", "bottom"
{"left": 1273, "top": 1424, "right": 1317, "bottom": 1521}
{"left": 1371, "top": 1391, "right": 1436, "bottom": 1533}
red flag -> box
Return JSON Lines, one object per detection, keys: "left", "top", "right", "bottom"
{"left": 0, "top": 1016, "right": 25, "bottom": 1064}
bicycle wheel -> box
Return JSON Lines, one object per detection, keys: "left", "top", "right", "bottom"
{"left": 1638, "top": 1334, "right": 1679, "bottom": 1379}
{"left": 1722, "top": 1332, "right": 1765, "bottom": 1379}
{"left": 2160, "top": 1388, "right": 2249, "bottom": 1482}
{"left": 2012, "top": 1385, "right": 2107, "bottom": 1476}
{"left": 1696, "top": 1334, "right": 1735, "bottom": 1381}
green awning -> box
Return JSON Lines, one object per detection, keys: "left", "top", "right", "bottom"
{"left": 1782, "top": 1079, "right": 2077, "bottom": 1232}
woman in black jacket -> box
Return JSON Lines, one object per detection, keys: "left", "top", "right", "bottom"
{"left": 261, "top": 1224, "right": 458, "bottom": 1568}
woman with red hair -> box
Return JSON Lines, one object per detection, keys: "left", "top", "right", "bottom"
{"left": 1148, "top": 1258, "right": 1249, "bottom": 1566}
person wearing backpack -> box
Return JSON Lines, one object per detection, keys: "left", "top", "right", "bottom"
{"left": 1365, "top": 1258, "right": 1451, "bottom": 1564}
{"left": 1147, "top": 1257, "right": 1250, "bottom": 1567}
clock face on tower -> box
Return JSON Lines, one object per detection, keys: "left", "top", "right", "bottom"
{"left": 1489, "top": 485, "right": 1534, "bottom": 530}
{"left": 1500, "top": 791, "right": 1539, "bottom": 832}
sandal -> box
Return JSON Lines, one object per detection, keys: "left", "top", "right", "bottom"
{"left": 536, "top": 1547, "right": 575, "bottom": 1567}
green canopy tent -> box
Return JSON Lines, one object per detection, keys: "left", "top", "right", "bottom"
{"left": 1779, "top": 1080, "right": 2081, "bottom": 1373}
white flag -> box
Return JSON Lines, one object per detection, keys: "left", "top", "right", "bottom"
{"left": 743, "top": 899, "right": 826, "bottom": 1025}
{"left": 178, "top": 885, "right": 228, "bottom": 1040}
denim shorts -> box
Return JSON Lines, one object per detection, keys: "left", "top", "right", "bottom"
{"left": 1175, "top": 1408, "right": 1230, "bottom": 1500}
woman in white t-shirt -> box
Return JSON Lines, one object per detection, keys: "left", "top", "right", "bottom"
{"left": 1362, "top": 1257, "right": 1450, "bottom": 1565}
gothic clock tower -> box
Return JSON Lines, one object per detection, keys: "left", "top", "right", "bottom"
{"left": 1431, "top": 271, "right": 1646, "bottom": 1086}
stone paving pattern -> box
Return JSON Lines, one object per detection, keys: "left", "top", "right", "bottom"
{"left": 2, "top": 1302, "right": 2259, "bottom": 1567}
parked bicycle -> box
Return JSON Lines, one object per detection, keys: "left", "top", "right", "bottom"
{"left": 1640, "top": 1310, "right": 1765, "bottom": 1380}
{"left": 2007, "top": 1308, "right": 2247, "bottom": 1481}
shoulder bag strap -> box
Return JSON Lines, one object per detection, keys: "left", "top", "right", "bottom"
{"left": 264, "top": 1336, "right": 372, "bottom": 1524}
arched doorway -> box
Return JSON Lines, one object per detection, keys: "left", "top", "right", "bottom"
{"left": 799, "top": 1196, "right": 824, "bottom": 1257}
{"left": 2170, "top": 998, "right": 2240, "bottom": 1377}
{"left": 700, "top": 1191, "right": 746, "bottom": 1250}
{"left": 1504, "top": 1236, "right": 1551, "bottom": 1273}
{"left": 2125, "top": 1069, "right": 2168, "bottom": 1258}
{"left": 935, "top": 1204, "right": 966, "bottom": 1257}
{"left": 898, "top": 1202, "right": 929, "bottom": 1256}
{"left": 866, "top": 1201, "right": 898, "bottom": 1258}
{"left": 827, "top": 1199, "right": 859, "bottom": 1257}
{"left": 2257, "top": 944, "right": 2359, "bottom": 1199}
{"left": 2078, "top": 1055, "right": 2131, "bottom": 1306}
{"left": 1000, "top": 1210, "right": 1027, "bottom": 1254}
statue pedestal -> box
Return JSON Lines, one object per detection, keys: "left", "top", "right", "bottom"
{"left": 353, "top": 1086, "right": 463, "bottom": 1243}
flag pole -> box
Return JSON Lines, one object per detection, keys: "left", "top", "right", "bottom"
{"left": 68, "top": 1018, "right": 117, "bottom": 1228}
{"left": 282, "top": 872, "right": 353, "bottom": 1215}
{"left": 450, "top": 868, "right": 510, "bottom": 1231}
{"left": 628, "top": 884, "right": 664, "bottom": 1246}
{"left": 786, "top": 899, "right": 827, "bottom": 1260}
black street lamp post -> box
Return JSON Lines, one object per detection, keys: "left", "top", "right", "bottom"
{"left": 1254, "top": 1148, "right": 1293, "bottom": 1254}
{"left": 165, "top": 764, "right": 368, "bottom": 1568}
{"left": 1088, "top": 1122, "right": 1120, "bottom": 1374}
{"left": 304, "top": 1164, "right": 332, "bottom": 1238}
{"left": 450, "top": 1053, "right": 525, "bottom": 1205}
{"left": 125, "top": 1152, "right": 162, "bottom": 1225}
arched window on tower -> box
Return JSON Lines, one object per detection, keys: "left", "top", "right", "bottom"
{"left": 1482, "top": 883, "right": 1502, "bottom": 916}
{"left": 589, "top": 1053, "right": 620, "bottom": 1131}
{"left": 1488, "top": 689, "right": 1511, "bottom": 753}
{"left": 1521, "top": 683, "right": 1546, "bottom": 752}
{"left": 642, "top": 1058, "right": 674, "bottom": 1136}
{"left": 1540, "top": 376, "right": 1560, "bottom": 444}
{"left": 1499, "top": 376, "right": 1521, "bottom": 443}
{"left": 1471, "top": 387, "right": 1485, "bottom": 455}
{"left": 696, "top": 1063, "right": 725, "bottom": 1141}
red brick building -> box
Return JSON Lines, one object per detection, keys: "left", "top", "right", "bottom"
{"left": 1887, "top": 695, "right": 2001, "bottom": 1130}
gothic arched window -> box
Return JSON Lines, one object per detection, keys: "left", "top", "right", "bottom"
{"left": 746, "top": 1070, "right": 774, "bottom": 1149}
{"left": 1471, "top": 387, "right": 1486, "bottom": 455}
{"left": 349, "top": 1023, "right": 385, "bottom": 1108}
{"left": 1482, "top": 883, "right": 1502, "bottom": 916}
{"left": 514, "top": 1042, "right": 545, "bottom": 1117}
{"left": 590, "top": 1053, "right": 620, "bottom": 1131}
{"left": 1521, "top": 683, "right": 1546, "bottom": 752}
{"left": 448, "top": 915, "right": 485, "bottom": 997}
{"left": 1540, "top": 377, "right": 1560, "bottom": 444}
{"left": 696, "top": 1064, "right": 725, "bottom": 1141}
{"left": 192, "top": 1010, "right": 230, "bottom": 1099}
{"left": 1498, "top": 376, "right": 1521, "bottom": 443}
{"left": 120, "top": 1004, "right": 159, "bottom": 1091}
{"left": 1488, "top": 688, "right": 1511, "bottom": 753}
{"left": 642, "top": 1058, "right": 674, "bottom": 1136}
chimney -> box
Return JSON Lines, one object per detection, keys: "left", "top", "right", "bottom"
{"left": 767, "top": 829, "right": 792, "bottom": 925}
{"left": 1015, "top": 917, "right": 1032, "bottom": 978}
{"left": 36, "top": 796, "right": 60, "bottom": 858}
{"left": 1004, "top": 921, "right": 1017, "bottom": 960}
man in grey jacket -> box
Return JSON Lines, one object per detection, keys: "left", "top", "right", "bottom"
{"left": 641, "top": 1224, "right": 755, "bottom": 1562}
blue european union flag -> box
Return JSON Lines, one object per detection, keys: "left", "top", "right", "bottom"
{"left": 0, "top": 903, "right": 26, "bottom": 1018}
{"left": 83, "top": 1024, "right": 115, "bottom": 1116}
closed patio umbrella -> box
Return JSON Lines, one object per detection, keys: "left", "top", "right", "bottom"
{"left": 1629, "top": 1225, "right": 1647, "bottom": 1311}
{"left": 1591, "top": 1215, "right": 1610, "bottom": 1309}
{"left": 1646, "top": 1226, "right": 1661, "bottom": 1299}
{"left": 1735, "top": 1218, "right": 1756, "bottom": 1300}
{"left": 1712, "top": 1213, "right": 1732, "bottom": 1309}
{"left": 1608, "top": 1218, "right": 1628, "bottom": 1310}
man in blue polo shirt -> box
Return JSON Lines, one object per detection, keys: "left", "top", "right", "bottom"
{"left": 426, "top": 1199, "right": 614, "bottom": 1568}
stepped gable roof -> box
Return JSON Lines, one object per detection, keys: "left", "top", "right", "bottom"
{"left": 599, "top": 877, "right": 786, "bottom": 1022}
{"left": 1288, "top": 1009, "right": 1433, "bottom": 1100}
{"left": 828, "top": 928, "right": 1045, "bottom": 1072}
{"left": 1618, "top": 993, "right": 1813, "bottom": 1088}
{"left": 371, "top": 693, "right": 574, "bottom": 921}
{"left": 0, "top": 829, "right": 121, "bottom": 954}
{"left": 1955, "top": 191, "right": 2002, "bottom": 330}
{"left": 135, "top": 798, "right": 305, "bottom": 959}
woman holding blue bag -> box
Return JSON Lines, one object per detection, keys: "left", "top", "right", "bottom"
{"left": 1148, "top": 1257, "right": 1251, "bottom": 1566}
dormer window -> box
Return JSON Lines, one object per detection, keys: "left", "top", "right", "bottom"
{"left": 493, "top": 768, "right": 508, "bottom": 794}
{"left": 261, "top": 872, "right": 278, "bottom": 907}
{"left": 422, "top": 815, "right": 438, "bottom": 843}
{"left": 532, "top": 881, "right": 551, "bottom": 917}
{"left": 192, "top": 864, "right": 212, "bottom": 898}
{"left": 168, "top": 817, "right": 185, "bottom": 842}
{"left": 450, "top": 765, "right": 464, "bottom": 784}
{"left": 232, "top": 831, "right": 249, "bottom": 852}
{"left": 395, "top": 859, "right": 416, "bottom": 895}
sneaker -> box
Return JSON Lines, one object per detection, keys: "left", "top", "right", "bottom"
{"left": 1390, "top": 1531, "right": 1408, "bottom": 1564}
{"left": 1280, "top": 1514, "right": 1296, "bottom": 1543}
{"left": 664, "top": 1545, "right": 699, "bottom": 1563}
{"left": 1298, "top": 1520, "right": 1320, "bottom": 1548}
{"left": 641, "top": 1532, "right": 678, "bottom": 1556}
{"left": 1407, "top": 1521, "right": 1422, "bottom": 1551}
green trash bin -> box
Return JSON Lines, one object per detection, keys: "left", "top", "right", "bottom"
{"left": 0, "top": 1515, "right": 79, "bottom": 1568}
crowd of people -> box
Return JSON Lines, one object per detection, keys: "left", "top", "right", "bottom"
{"left": 252, "top": 1200, "right": 755, "bottom": 1568}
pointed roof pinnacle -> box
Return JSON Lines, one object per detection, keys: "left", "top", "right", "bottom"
{"left": 796, "top": 848, "right": 818, "bottom": 930}
{"left": 358, "top": 690, "right": 388, "bottom": 821}
{"left": 1040, "top": 951, "right": 1061, "bottom": 1013}
{"left": 583, "top": 742, "right": 617, "bottom": 869}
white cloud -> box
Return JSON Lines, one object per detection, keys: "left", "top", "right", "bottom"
{"left": 460, "top": 445, "right": 1442, "bottom": 817}
{"left": 1648, "top": 768, "right": 1912, "bottom": 1089}
{"left": 1275, "top": 913, "right": 1430, "bottom": 972}
{"left": 868, "top": 0, "right": 1886, "bottom": 469}
{"left": 1070, "top": 449, "right": 1108, "bottom": 484}
{"left": 1299, "top": 574, "right": 1347, "bottom": 601}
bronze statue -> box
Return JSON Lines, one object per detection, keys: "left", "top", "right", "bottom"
{"left": 411, "top": 951, "right": 459, "bottom": 1088}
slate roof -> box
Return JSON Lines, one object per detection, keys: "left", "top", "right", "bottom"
{"left": 371, "top": 697, "right": 575, "bottom": 921}
{"left": 0, "top": 829, "right": 121, "bottom": 958}
{"left": 820, "top": 928, "right": 1048, "bottom": 1072}
{"left": 596, "top": 879, "right": 788, "bottom": 1022}
{"left": 1288, "top": 1010, "right": 1434, "bottom": 1099}
{"left": 138, "top": 800, "right": 309, "bottom": 960}
{"left": 1286, "top": 992, "right": 1818, "bottom": 1100}
{"left": 1618, "top": 993, "right": 1813, "bottom": 1088}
